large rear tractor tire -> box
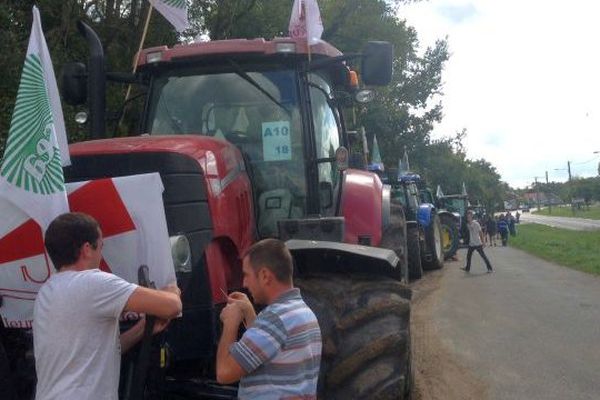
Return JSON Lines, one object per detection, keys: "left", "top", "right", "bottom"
{"left": 423, "top": 214, "right": 444, "bottom": 270}
{"left": 407, "top": 225, "right": 423, "bottom": 281}
{"left": 296, "top": 274, "right": 412, "bottom": 400}
{"left": 439, "top": 214, "right": 459, "bottom": 260}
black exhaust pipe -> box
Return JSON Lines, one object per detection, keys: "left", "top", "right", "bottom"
{"left": 77, "top": 21, "right": 106, "bottom": 139}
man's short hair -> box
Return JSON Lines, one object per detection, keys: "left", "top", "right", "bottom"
{"left": 45, "top": 212, "right": 100, "bottom": 270}
{"left": 244, "top": 239, "right": 293, "bottom": 283}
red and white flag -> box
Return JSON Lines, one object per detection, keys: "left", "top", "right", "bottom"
{"left": 289, "top": 0, "right": 324, "bottom": 45}
{"left": 0, "top": 173, "right": 176, "bottom": 328}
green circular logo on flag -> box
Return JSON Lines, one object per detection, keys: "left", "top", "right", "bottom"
{"left": 0, "top": 54, "right": 65, "bottom": 194}
{"left": 164, "top": 0, "right": 186, "bottom": 9}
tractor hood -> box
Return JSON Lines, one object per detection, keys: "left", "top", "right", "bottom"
{"left": 69, "top": 134, "right": 244, "bottom": 178}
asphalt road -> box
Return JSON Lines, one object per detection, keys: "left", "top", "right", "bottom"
{"left": 518, "top": 212, "right": 600, "bottom": 231}
{"left": 427, "top": 246, "right": 600, "bottom": 400}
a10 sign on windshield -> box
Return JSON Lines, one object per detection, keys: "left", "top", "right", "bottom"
{"left": 262, "top": 121, "right": 292, "bottom": 161}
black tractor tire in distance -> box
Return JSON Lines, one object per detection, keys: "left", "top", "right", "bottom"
{"left": 380, "top": 203, "right": 408, "bottom": 283}
{"left": 406, "top": 225, "right": 423, "bottom": 281}
{"left": 296, "top": 274, "right": 412, "bottom": 400}
{"left": 423, "top": 214, "right": 444, "bottom": 270}
{"left": 439, "top": 213, "right": 459, "bottom": 260}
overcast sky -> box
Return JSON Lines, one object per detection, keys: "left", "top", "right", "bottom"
{"left": 400, "top": 0, "right": 600, "bottom": 188}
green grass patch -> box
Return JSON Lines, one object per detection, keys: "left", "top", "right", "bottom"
{"left": 533, "top": 205, "right": 600, "bottom": 220}
{"left": 510, "top": 223, "right": 600, "bottom": 275}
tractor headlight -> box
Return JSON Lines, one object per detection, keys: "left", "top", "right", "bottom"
{"left": 170, "top": 235, "right": 192, "bottom": 273}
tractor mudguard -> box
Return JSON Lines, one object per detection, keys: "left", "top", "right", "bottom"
{"left": 340, "top": 169, "right": 384, "bottom": 246}
{"left": 417, "top": 203, "right": 434, "bottom": 228}
{"left": 286, "top": 239, "right": 405, "bottom": 281}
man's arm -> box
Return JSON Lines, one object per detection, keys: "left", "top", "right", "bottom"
{"left": 478, "top": 223, "right": 486, "bottom": 245}
{"left": 120, "top": 316, "right": 171, "bottom": 354}
{"left": 124, "top": 284, "right": 182, "bottom": 320}
{"left": 216, "top": 304, "right": 247, "bottom": 384}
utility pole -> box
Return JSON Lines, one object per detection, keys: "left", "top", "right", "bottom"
{"left": 567, "top": 161, "right": 572, "bottom": 182}
{"left": 546, "top": 171, "right": 551, "bottom": 214}
{"left": 534, "top": 177, "right": 541, "bottom": 212}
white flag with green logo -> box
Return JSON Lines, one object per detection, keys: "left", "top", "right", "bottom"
{"left": 149, "top": 0, "right": 189, "bottom": 33}
{"left": 0, "top": 6, "right": 69, "bottom": 231}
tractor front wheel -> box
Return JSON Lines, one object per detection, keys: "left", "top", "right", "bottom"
{"left": 296, "top": 274, "right": 412, "bottom": 400}
{"left": 439, "top": 214, "right": 459, "bottom": 259}
{"left": 423, "top": 214, "right": 444, "bottom": 270}
{"left": 407, "top": 225, "right": 423, "bottom": 281}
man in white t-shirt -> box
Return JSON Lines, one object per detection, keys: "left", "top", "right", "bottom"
{"left": 33, "top": 212, "right": 182, "bottom": 400}
{"left": 460, "top": 210, "right": 494, "bottom": 273}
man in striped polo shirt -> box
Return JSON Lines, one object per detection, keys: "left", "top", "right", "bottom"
{"left": 216, "top": 239, "right": 322, "bottom": 399}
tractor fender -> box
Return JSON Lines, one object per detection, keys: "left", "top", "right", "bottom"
{"left": 286, "top": 239, "right": 407, "bottom": 283}
{"left": 339, "top": 169, "right": 384, "bottom": 246}
{"left": 438, "top": 209, "right": 460, "bottom": 223}
{"left": 417, "top": 203, "right": 435, "bottom": 228}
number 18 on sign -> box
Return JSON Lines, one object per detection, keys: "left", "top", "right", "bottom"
{"left": 262, "top": 121, "right": 292, "bottom": 161}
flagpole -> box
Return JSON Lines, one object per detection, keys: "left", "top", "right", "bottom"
{"left": 123, "top": 5, "right": 154, "bottom": 105}
{"left": 303, "top": 1, "right": 312, "bottom": 62}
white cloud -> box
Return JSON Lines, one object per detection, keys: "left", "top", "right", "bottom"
{"left": 400, "top": 0, "right": 600, "bottom": 188}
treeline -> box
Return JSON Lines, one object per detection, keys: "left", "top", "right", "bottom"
{"left": 0, "top": 0, "right": 508, "bottom": 211}
{"left": 520, "top": 176, "right": 600, "bottom": 205}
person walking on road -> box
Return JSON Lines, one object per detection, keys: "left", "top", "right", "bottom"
{"left": 461, "top": 210, "right": 493, "bottom": 273}
{"left": 486, "top": 214, "right": 497, "bottom": 246}
{"left": 507, "top": 212, "right": 517, "bottom": 236}
{"left": 498, "top": 215, "right": 509, "bottom": 246}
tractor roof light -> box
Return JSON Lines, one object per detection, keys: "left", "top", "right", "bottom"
{"left": 276, "top": 42, "right": 297, "bottom": 53}
{"left": 146, "top": 51, "right": 163, "bottom": 64}
{"left": 355, "top": 89, "right": 376, "bottom": 103}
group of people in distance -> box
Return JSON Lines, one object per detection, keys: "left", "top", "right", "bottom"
{"left": 481, "top": 211, "right": 518, "bottom": 247}
{"left": 461, "top": 209, "right": 520, "bottom": 274}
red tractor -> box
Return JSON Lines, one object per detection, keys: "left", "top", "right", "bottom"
{"left": 1, "top": 22, "right": 411, "bottom": 400}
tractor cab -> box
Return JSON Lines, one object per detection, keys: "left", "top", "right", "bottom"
{"left": 65, "top": 29, "right": 393, "bottom": 240}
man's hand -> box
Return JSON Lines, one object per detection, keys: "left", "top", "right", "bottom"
{"left": 162, "top": 282, "right": 182, "bottom": 297}
{"left": 220, "top": 303, "right": 244, "bottom": 327}
{"left": 227, "top": 292, "right": 256, "bottom": 326}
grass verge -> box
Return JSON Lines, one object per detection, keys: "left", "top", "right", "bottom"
{"left": 510, "top": 223, "right": 600, "bottom": 276}
{"left": 533, "top": 205, "right": 600, "bottom": 220}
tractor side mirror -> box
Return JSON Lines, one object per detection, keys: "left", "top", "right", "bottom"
{"left": 60, "top": 62, "right": 87, "bottom": 106}
{"left": 361, "top": 41, "right": 393, "bottom": 86}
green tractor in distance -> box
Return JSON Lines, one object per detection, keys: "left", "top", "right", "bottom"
{"left": 383, "top": 169, "right": 444, "bottom": 281}
{"left": 433, "top": 186, "right": 470, "bottom": 260}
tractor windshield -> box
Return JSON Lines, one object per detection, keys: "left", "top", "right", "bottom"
{"left": 146, "top": 68, "right": 306, "bottom": 237}
{"left": 441, "top": 198, "right": 467, "bottom": 216}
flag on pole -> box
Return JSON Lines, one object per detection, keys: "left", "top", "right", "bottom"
{"left": 149, "top": 0, "right": 189, "bottom": 33}
{"left": 369, "top": 134, "right": 384, "bottom": 172}
{"left": 399, "top": 148, "right": 410, "bottom": 174}
{"left": 0, "top": 6, "right": 69, "bottom": 232}
{"left": 436, "top": 185, "right": 444, "bottom": 198}
{"left": 289, "top": 0, "right": 324, "bottom": 45}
